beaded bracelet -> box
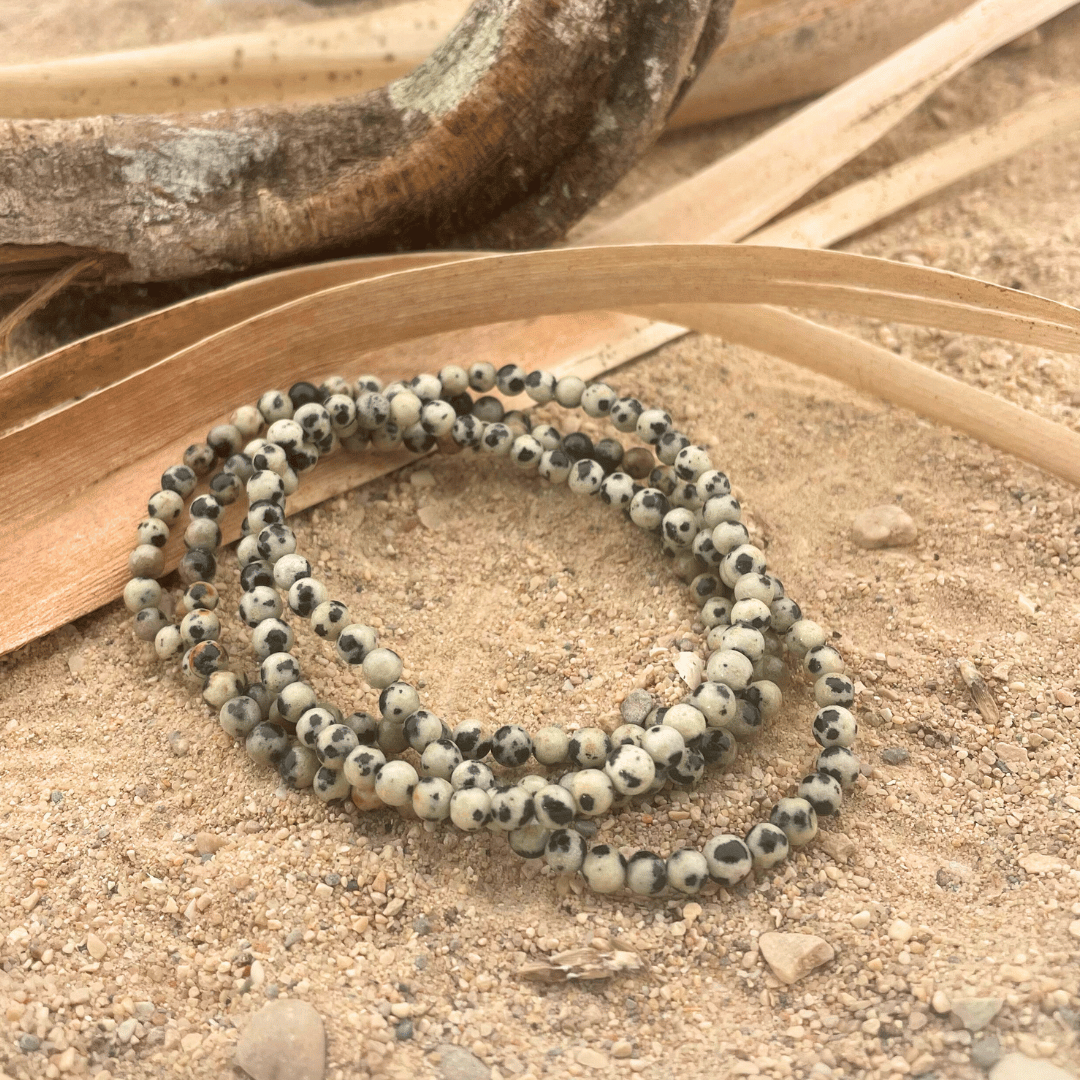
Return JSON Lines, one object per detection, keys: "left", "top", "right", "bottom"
{"left": 123, "top": 363, "right": 862, "bottom": 897}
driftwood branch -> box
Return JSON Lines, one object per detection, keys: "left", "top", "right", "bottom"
{"left": 0, "top": 0, "right": 731, "bottom": 287}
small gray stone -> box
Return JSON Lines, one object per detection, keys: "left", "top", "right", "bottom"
{"left": 882, "top": 747, "right": 910, "bottom": 765}
{"left": 951, "top": 997, "right": 1004, "bottom": 1032}
{"left": 573, "top": 819, "right": 599, "bottom": 839}
{"left": 116, "top": 1018, "right": 138, "bottom": 1044}
{"left": 620, "top": 689, "right": 654, "bottom": 727}
{"left": 971, "top": 1035, "right": 1003, "bottom": 1070}
{"left": 989, "top": 1053, "right": 1078, "bottom": 1080}
{"left": 413, "top": 915, "right": 433, "bottom": 936}
{"left": 19, "top": 1034, "right": 41, "bottom": 1052}
{"left": 395, "top": 1019, "right": 414, "bottom": 1041}
{"left": 851, "top": 504, "right": 918, "bottom": 549}
{"left": 235, "top": 999, "right": 325, "bottom": 1080}
{"left": 436, "top": 1043, "right": 490, "bottom": 1080}
{"left": 284, "top": 928, "right": 304, "bottom": 950}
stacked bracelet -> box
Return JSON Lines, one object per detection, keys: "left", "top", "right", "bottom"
{"left": 123, "top": 362, "right": 862, "bottom": 898}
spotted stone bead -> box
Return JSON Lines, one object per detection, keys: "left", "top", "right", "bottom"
{"left": 452, "top": 720, "right": 493, "bottom": 761}
{"left": 798, "top": 771, "right": 843, "bottom": 816}
{"left": 450, "top": 787, "right": 491, "bottom": 831}
{"left": 489, "top": 785, "right": 534, "bottom": 831}
{"left": 816, "top": 746, "right": 860, "bottom": 789}
{"left": 544, "top": 829, "right": 587, "bottom": 874}
{"left": 567, "top": 728, "right": 611, "bottom": 768}
{"left": 667, "top": 848, "right": 709, "bottom": 894}
{"left": 412, "top": 777, "right": 453, "bottom": 820}
{"left": 582, "top": 845, "right": 627, "bottom": 894}
{"left": 246, "top": 722, "right": 290, "bottom": 766}
{"left": 703, "top": 834, "right": 752, "bottom": 886}
{"left": 604, "top": 744, "right": 655, "bottom": 795}
{"left": 533, "top": 784, "right": 577, "bottom": 829}
{"left": 745, "top": 822, "right": 789, "bottom": 870}
{"left": 451, "top": 760, "right": 495, "bottom": 791}
{"left": 813, "top": 706, "right": 858, "bottom": 748}
{"left": 625, "top": 851, "right": 667, "bottom": 895}
{"left": 316, "top": 724, "right": 359, "bottom": 769}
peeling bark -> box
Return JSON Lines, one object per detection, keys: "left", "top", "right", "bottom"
{"left": 0, "top": 0, "right": 733, "bottom": 290}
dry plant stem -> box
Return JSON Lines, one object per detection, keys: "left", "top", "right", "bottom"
{"left": 591, "top": 0, "right": 1080, "bottom": 245}
{"left": 667, "top": 0, "right": 972, "bottom": 129}
{"left": 0, "top": 258, "right": 96, "bottom": 357}
{"left": 0, "top": 0, "right": 729, "bottom": 285}
{"left": 749, "top": 86, "right": 1080, "bottom": 249}
{"left": 957, "top": 658, "right": 1001, "bottom": 724}
{"left": 3, "top": 242, "right": 1080, "bottom": 655}
{"left": 0, "top": 0, "right": 969, "bottom": 130}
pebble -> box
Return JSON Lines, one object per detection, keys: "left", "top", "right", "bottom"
{"left": 395, "top": 1019, "right": 414, "bottom": 1041}
{"left": 816, "top": 832, "right": 855, "bottom": 863}
{"left": 116, "top": 1018, "right": 137, "bottom": 1044}
{"left": 167, "top": 731, "right": 190, "bottom": 757}
{"left": 19, "top": 1033, "right": 41, "bottom": 1052}
{"left": 989, "top": 1054, "right": 1078, "bottom": 1080}
{"left": 235, "top": 1000, "right": 326, "bottom": 1080}
{"left": 195, "top": 831, "right": 226, "bottom": 855}
{"left": 758, "top": 932, "right": 835, "bottom": 985}
{"left": 931, "top": 990, "right": 952, "bottom": 1014}
{"left": 881, "top": 747, "right": 910, "bottom": 765}
{"left": 612, "top": 1041, "right": 633, "bottom": 1059}
{"left": 1019, "top": 853, "right": 1070, "bottom": 875}
{"left": 950, "top": 997, "right": 1004, "bottom": 1032}
{"left": 850, "top": 910, "right": 871, "bottom": 929}
{"left": 576, "top": 1048, "right": 609, "bottom": 1069}
{"left": 86, "top": 933, "right": 107, "bottom": 960}
{"left": 620, "top": 689, "right": 654, "bottom": 726}
{"left": 413, "top": 915, "right": 433, "bottom": 936}
{"left": 995, "top": 742, "right": 1029, "bottom": 764}
{"left": 1068, "top": 920, "right": 1080, "bottom": 940}
{"left": 971, "top": 1035, "right": 1004, "bottom": 1070}
{"left": 888, "top": 918, "right": 913, "bottom": 943}
{"left": 851, "top": 504, "right": 918, "bottom": 549}
{"left": 435, "top": 1043, "right": 489, "bottom": 1080}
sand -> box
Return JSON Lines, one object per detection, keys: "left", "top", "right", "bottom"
{"left": 2, "top": 5, "right": 1080, "bottom": 1080}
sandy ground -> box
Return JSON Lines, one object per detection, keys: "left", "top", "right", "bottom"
{"left": 3, "top": 5, "right": 1080, "bottom": 1080}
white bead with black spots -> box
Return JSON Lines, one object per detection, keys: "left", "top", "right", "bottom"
{"left": 705, "top": 648, "right": 754, "bottom": 691}
{"left": 770, "top": 797, "right": 818, "bottom": 846}
{"left": 805, "top": 644, "right": 845, "bottom": 677}
{"left": 277, "top": 681, "right": 317, "bottom": 724}
{"left": 451, "top": 760, "right": 495, "bottom": 791}
{"left": 375, "top": 760, "right": 417, "bottom": 806}
{"left": 336, "top": 623, "right": 377, "bottom": 665}
{"left": 798, "top": 771, "right": 843, "bottom": 816}
{"left": 662, "top": 702, "right": 706, "bottom": 742}
{"left": 691, "top": 681, "right": 738, "bottom": 727}
{"left": 524, "top": 369, "right": 556, "bottom": 403}
{"left": 813, "top": 706, "right": 857, "bottom": 748}
{"left": 491, "top": 724, "right": 533, "bottom": 767}
{"left": 419, "top": 739, "right": 463, "bottom": 780}
{"left": 533, "top": 784, "right": 577, "bottom": 829}
{"left": 704, "top": 834, "right": 752, "bottom": 886}
{"left": 641, "top": 725, "right": 685, "bottom": 768}
{"left": 568, "top": 458, "right": 605, "bottom": 495}
{"left": 251, "top": 618, "right": 294, "bottom": 660}
{"left": 625, "top": 851, "right": 667, "bottom": 895}
{"left": 628, "top": 488, "right": 668, "bottom": 530}
{"left": 571, "top": 769, "right": 614, "bottom": 818}
{"left": 745, "top": 822, "right": 789, "bottom": 870}
{"left": 532, "top": 725, "right": 569, "bottom": 765}
{"left": 717, "top": 626, "right": 765, "bottom": 663}
{"left": 260, "top": 652, "right": 300, "bottom": 693}
{"left": 412, "top": 777, "right": 453, "bottom": 820}
{"left": 509, "top": 435, "right": 543, "bottom": 469}
{"left": 362, "top": 647, "right": 402, "bottom": 689}
{"left": 604, "top": 744, "right": 655, "bottom": 794}
{"left": 785, "top": 618, "right": 826, "bottom": 656}
{"left": 567, "top": 728, "right": 611, "bottom": 768}
{"left": 315, "top": 724, "right": 359, "bottom": 769}
{"left": 452, "top": 720, "right": 492, "bottom": 761}
{"left": 295, "top": 706, "right": 334, "bottom": 748}
{"left": 599, "top": 472, "right": 636, "bottom": 508}
{"left": 489, "top": 785, "right": 534, "bottom": 830}
{"left": 720, "top": 543, "right": 767, "bottom": 588}
{"left": 581, "top": 845, "right": 627, "bottom": 893}
{"left": 815, "top": 673, "right": 855, "bottom": 708}
{"left": 450, "top": 787, "right": 491, "bottom": 831}
{"left": 343, "top": 746, "right": 386, "bottom": 788}
{"left": 662, "top": 507, "right": 697, "bottom": 548}
{"left": 667, "top": 848, "right": 709, "bottom": 894}
{"left": 379, "top": 682, "right": 421, "bottom": 723}
{"left": 817, "top": 746, "right": 860, "bottom": 789}
{"left": 544, "top": 829, "right": 587, "bottom": 874}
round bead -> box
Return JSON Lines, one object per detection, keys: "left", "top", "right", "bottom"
{"left": 508, "top": 823, "right": 550, "bottom": 859}
{"left": 136, "top": 516, "right": 170, "bottom": 548}
{"left": 805, "top": 644, "right": 845, "bottom": 677}
{"left": 699, "top": 727, "right": 737, "bottom": 766}
{"left": 657, "top": 431, "right": 690, "bottom": 466}
{"left": 316, "top": 724, "right": 359, "bottom": 769}
{"left": 770, "top": 797, "right": 818, "bottom": 847}
{"left": 278, "top": 745, "right": 319, "bottom": 789}
{"left": 451, "top": 760, "right": 495, "bottom": 791}
{"left": 489, "top": 785, "right": 534, "bottom": 830}
{"left": 161, "top": 464, "right": 197, "bottom": 497}
{"left": 450, "top": 787, "right": 491, "bottom": 831}
{"left": 744, "top": 680, "right": 783, "bottom": 722}
{"left": 246, "top": 723, "right": 289, "bottom": 765}
{"left": 452, "top": 720, "right": 492, "bottom": 761}
{"left": 604, "top": 744, "right": 655, "bottom": 795}
{"left": 313, "top": 766, "right": 351, "bottom": 802}
{"left": 412, "top": 777, "right": 453, "bottom": 820}
{"left": 180, "top": 609, "right": 220, "bottom": 647}
{"left": 128, "top": 544, "right": 165, "bottom": 579}
{"left": 609, "top": 724, "right": 644, "bottom": 748}
{"left": 148, "top": 489, "right": 184, "bottom": 523}
{"left": 202, "top": 670, "right": 244, "bottom": 708}
{"left": 567, "top": 458, "right": 605, "bottom": 496}
{"left": 537, "top": 449, "right": 571, "bottom": 484}
{"left": 363, "top": 647, "right": 403, "bottom": 688}
{"left": 183, "top": 640, "right": 227, "bottom": 682}
{"left": 379, "top": 682, "right": 421, "bottom": 723}
{"left": 567, "top": 728, "right": 610, "bottom": 768}
{"left": 817, "top": 746, "right": 861, "bottom": 789}
{"left": 336, "top": 624, "right": 377, "bottom": 665}
{"left": 544, "top": 829, "right": 588, "bottom": 874}
{"left": 295, "top": 711, "right": 336, "bottom": 755}
{"left": 580, "top": 382, "right": 616, "bottom": 417}
{"left": 662, "top": 702, "right": 706, "bottom": 742}
{"left": 123, "top": 577, "right": 161, "bottom": 614}
{"left": 256, "top": 523, "right": 295, "bottom": 562}
{"left": 311, "top": 600, "right": 350, "bottom": 640}
{"left": 720, "top": 544, "right": 767, "bottom": 587}
{"left": 598, "top": 472, "right": 635, "bottom": 508}
{"left": 666, "top": 848, "right": 709, "bottom": 894}
{"left": 239, "top": 587, "right": 282, "bottom": 630}
{"left": 690, "top": 681, "right": 737, "bottom": 727}
{"left": 581, "top": 845, "right": 627, "bottom": 894}
{"left": 700, "top": 596, "right": 733, "bottom": 628}
{"left": 491, "top": 724, "right": 533, "bottom": 768}
{"left": 626, "top": 850, "right": 667, "bottom": 895}
{"left": 259, "top": 652, "right": 301, "bottom": 694}
{"left": 183, "top": 518, "right": 221, "bottom": 552}
{"left": 251, "top": 618, "right": 294, "bottom": 660}
{"left": 815, "top": 674, "right": 855, "bottom": 708}
{"left": 277, "top": 681, "right": 317, "bottom": 724}
{"left": 479, "top": 423, "right": 512, "bottom": 455}
{"left": 662, "top": 507, "right": 697, "bottom": 548}
{"left": 509, "top": 434, "right": 543, "bottom": 469}
{"left": 718, "top": 626, "right": 765, "bottom": 662}
{"left": 730, "top": 598, "right": 770, "bottom": 631}
{"left": 154, "top": 624, "right": 183, "bottom": 660}
{"left": 770, "top": 597, "right": 803, "bottom": 634}
{"left": 669, "top": 747, "right": 705, "bottom": 786}
{"left": 745, "top": 822, "right": 790, "bottom": 870}
{"left": 726, "top": 700, "right": 762, "bottom": 741}
{"left": 786, "top": 618, "right": 826, "bottom": 656}
{"left": 258, "top": 390, "right": 292, "bottom": 422}
{"left": 419, "top": 739, "right": 462, "bottom": 780}
{"left": 711, "top": 520, "right": 750, "bottom": 555}
{"left": 798, "top": 771, "right": 843, "bottom": 816}
{"left": 704, "top": 834, "right": 752, "bottom": 886}
{"left": 641, "top": 726, "right": 685, "bottom": 768}
{"left": 706, "top": 649, "right": 754, "bottom": 691}
{"left": 532, "top": 725, "right": 569, "bottom": 765}
{"left": 273, "top": 553, "right": 312, "bottom": 589}
{"left": 673, "top": 444, "right": 712, "bottom": 481}
{"left": 343, "top": 746, "right": 386, "bottom": 788}
{"left": 813, "top": 706, "right": 858, "bottom": 748}
{"left": 404, "top": 710, "right": 445, "bottom": 753}
{"left": 375, "top": 760, "right": 418, "bottom": 806}
{"left": 636, "top": 409, "right": 672, "bottom": 444}
{"left": 533, "top": 784, "right": 577, "bottom": 829}
{"left": 219, "top": 696, "right": 263, "bottom": 739}
{"left": 572, "top": 770, "right": 614, "bottom": 818}
{"left": 628, "top": 488, "right": 668, "bottom": 530}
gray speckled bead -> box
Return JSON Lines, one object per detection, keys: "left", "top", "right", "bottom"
{"left": 567, "top": 728, "right": 611, "bottom": 769}
{"left": 375, "top": 760, "right": 418, "bottom": 806}
{"left": 239, "top": 586, "right": 282, "bottom": 627}
{"left": 798, "top": 771, "right": 843, "bottom": 816}
{"left": 279, "top": 745, "right": 319, "bottom": 789}
{"left": 533, "top": 784, "right": 577, "bottom": 829}
{"left": 343, "top": 745, "right": 386, "bottom": 788}
{"left": 452, "top": 719, "right": 492, "bottom": 761}
{"left": 277, "top": 681, "right": 317, "bottom": 724}
{"left": 259, "top": 652, "right": 301, "bottom": 694}
{"left": 128, "top": 544, "right": 165, "bottom": 579}
{"left": 124, "top": 578, "right": 161, "bottom": 614}
{"left": 313, "top": 766, "right": 351, "bottom": 802}
{"left": 246, "top": 722, "right": 289, "bottom": 765}
{"left": 311, "top": 600, "right": 350, "bottom": 640}
{"left": 296, "top": 706, "right": 336, "bottom": 748}
{"left": 219, "top": 696, "right": 262, "bottom": 739}
{"left": 335, "top": 624, "right": 377, "bottom": 665}
{"left": 489, "top": 785, "right": 534, "bottom": 830}
{"left": 316, "top": 724, "right": 359, "bottom": 769}
{"left": 420, "top": 739, "right": 463, "bottom": 781}
{"left": 251, "top": 618, "right": 294, "bottom": 661}
{"left": 363, "top": 648, "right": 403, "bottom": 689}
{"left": 491, "top": 724, "right": 533, "bottom": 768}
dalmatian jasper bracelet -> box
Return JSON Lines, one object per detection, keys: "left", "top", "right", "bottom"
{"left": 123, "top": 363, "right": 863, "bottom": 898}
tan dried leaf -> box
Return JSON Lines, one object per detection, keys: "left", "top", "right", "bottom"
{"left": 519, "top": 947, "right": 642, "bottom": 984}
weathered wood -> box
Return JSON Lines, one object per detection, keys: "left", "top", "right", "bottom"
{"left": 0, "top": 0, "right": 731, "bottom": 289}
